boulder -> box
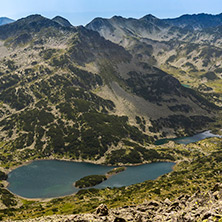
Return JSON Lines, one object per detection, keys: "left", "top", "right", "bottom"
{"left": 96, "top": 204, "right": 109, "bottom": 216}
{"left": 114, "top": 217, "right": 126, "bottom": 222}
{"left": 135, "top": 214, "right": 143, "bottom": 222}
{"left": 212, "top": 184, "right": 221, "bottom": 192}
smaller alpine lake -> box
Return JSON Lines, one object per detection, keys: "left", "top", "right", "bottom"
{"left": 7, "top": 161, "right": 175, "bottom": 199}
{"left": 155, "top": 130, "right": 222, "bottom": 145}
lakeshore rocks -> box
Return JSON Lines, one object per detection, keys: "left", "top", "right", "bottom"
{"left": 6, "top": 184, "right": 222, "bottom": 222}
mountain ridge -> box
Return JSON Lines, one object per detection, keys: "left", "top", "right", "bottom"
{"left": 163, "top": 13, "right": 222, "bottom": 30}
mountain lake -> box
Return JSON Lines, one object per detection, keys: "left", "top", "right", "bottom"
{"left": 7, "top": 160, "right": 175, "bottom": 199}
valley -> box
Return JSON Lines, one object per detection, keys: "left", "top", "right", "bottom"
{"left": 0, "top": 12, "right": 221, "bottom": 221}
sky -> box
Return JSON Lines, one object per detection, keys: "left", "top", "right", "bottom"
{"left": 1, "top": 0, "right": 222, "bottom": 26}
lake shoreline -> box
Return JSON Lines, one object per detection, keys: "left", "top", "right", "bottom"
{"left": 5, "top": 156, "right": 176, "bottom": 174}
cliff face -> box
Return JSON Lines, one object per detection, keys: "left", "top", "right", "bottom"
{"left": 12, "top": 184, "right": 222, "bottom": 222}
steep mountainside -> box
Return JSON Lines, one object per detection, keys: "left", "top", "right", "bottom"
{"left": 0, "top": 15, "right": 218, "bottom": 168}
{"left": 86, "top": 13, "right": 222, "bottom": 106}
{"left": 0, "top": 17, "right": 14, "bottom": 26}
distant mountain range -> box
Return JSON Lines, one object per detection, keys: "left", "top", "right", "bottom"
{"left": 87, "top": 13, "right": 222, "bottom": 37}
{"left": 163, "top": 13, "right": 222, "bottom": 30}
{"left": 86, "top": 13, "right": 222, "bottom": 106}
{"left": 0, "top": 17, "right": 14, "bottom": 26}
{"left": 86, "top": 12, "right": 222, "bottom": 44}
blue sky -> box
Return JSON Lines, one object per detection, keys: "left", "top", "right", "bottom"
{"left": 1, "top": 0, "right": 222, "bottom": 26}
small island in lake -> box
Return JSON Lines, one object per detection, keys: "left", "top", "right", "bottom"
{"left": 74, "top": 175, "right": 107, "bottom": 188}
{"left": 74, "top": 167, "right": 126, "bottom": 188}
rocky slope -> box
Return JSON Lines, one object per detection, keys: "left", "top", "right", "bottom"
{"left": 86, "top": 13, "right": 222, "bottom": 106}
{"left": 8, "top": 184, "right": 222, "bottom": 222}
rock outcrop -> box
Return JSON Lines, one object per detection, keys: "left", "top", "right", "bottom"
{"left": 96, "top": 204, "right": 109, "bottom": 216}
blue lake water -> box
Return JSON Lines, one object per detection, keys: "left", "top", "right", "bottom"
{"left": 7, "top": 160, "right": 175, "bottom": 199}
{"left": 155, "top": 130, "right": 222, "bottom": 145}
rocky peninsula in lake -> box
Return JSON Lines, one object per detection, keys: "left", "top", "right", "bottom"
{"left": 74, "top": 167, "right": 126, "bottom": 188}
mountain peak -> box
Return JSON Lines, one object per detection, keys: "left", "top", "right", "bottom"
{"left": 0, "top": 14, "right": 66, "bottom": 40}
{"left": 111, "top": 15, "right": 124, "bottom": 20}
{"left": 139, "top": 14, "right": 169, "bottom": 28}
{"left": 52, "top": 16, "right": 73, "bottom": 27}
{"left": 20, "top": 14, "right": 43, "bottom": 21}
{"left": 15, "top": 14, "right": 52, "bottom": 25}
{"left": 140, "top": 14, "right": 158, "bottom": 21}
